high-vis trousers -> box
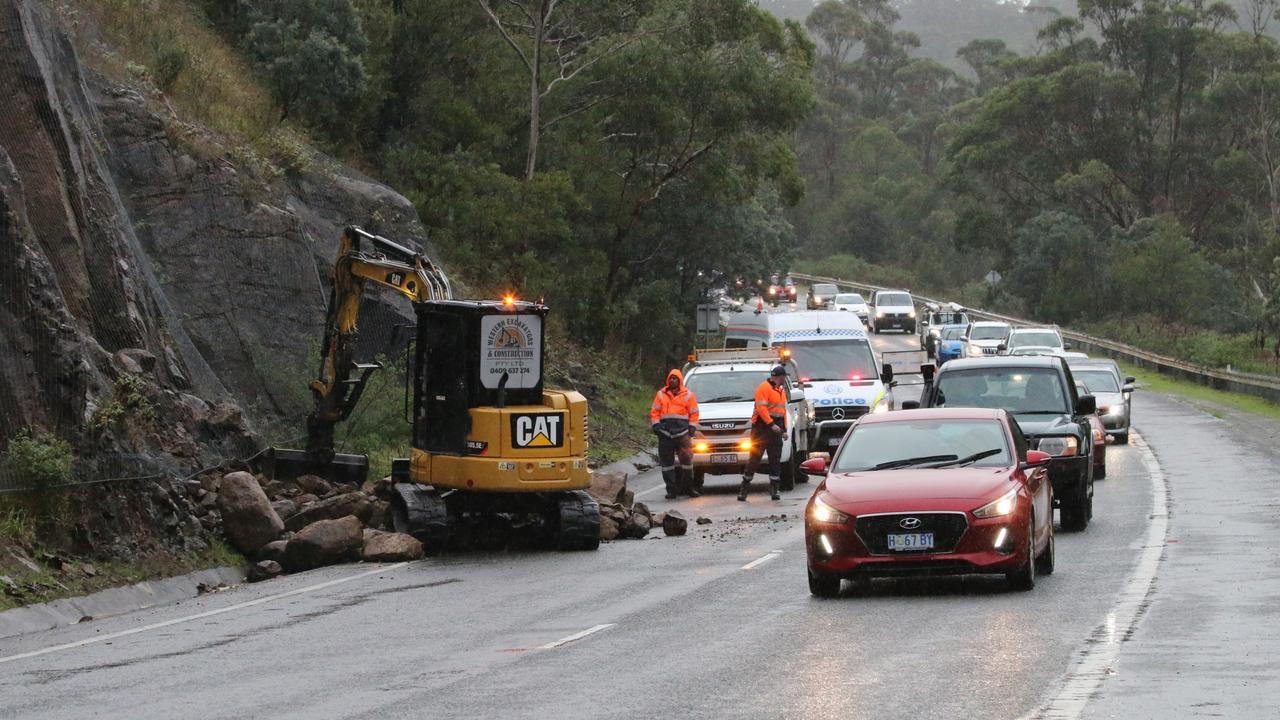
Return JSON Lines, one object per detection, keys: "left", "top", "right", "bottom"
{"left": 743, "top": 420, "right": 784, "bottom": 485}
{"left": 658, "top": 433, "right": 693, "bottom": 494}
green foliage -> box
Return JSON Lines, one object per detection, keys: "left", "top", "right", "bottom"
{"left": 244, "top": 0, "right": 369, "bottom": 135}
{"left": 91, "top": 375, "right": 158, "bottom": 433}
{"left": 1, "top": 430, "right": 75, "bottom": 492}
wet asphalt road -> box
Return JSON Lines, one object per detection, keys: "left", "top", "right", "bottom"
{"left": 0, "top": 304, "right": 1182, "bottom": 720}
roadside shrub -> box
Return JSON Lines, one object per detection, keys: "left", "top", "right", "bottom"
{"left": 0, "top": 430, "right": 75, "bottom": 492}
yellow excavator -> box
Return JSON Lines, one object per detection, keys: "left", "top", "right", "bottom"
{"left": 257, "top": 226, "right": 599, "bottom": 551}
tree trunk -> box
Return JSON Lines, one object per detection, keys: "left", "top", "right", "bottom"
{"left": 525, "top": 12, "right": 544, "bottom": 181}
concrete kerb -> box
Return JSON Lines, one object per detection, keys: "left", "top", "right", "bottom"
{"left": 789, "top": 272, "right": 1280, "bottom": 406}
{"left": 0, "top": 565, "right": 246, "bottom": 641}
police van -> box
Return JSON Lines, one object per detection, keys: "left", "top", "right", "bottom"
{"left": 724, "top": 311, "right": 894, "bottom": 451}
{"left": 682, "top": 348, "right": 813, "bottom": 491}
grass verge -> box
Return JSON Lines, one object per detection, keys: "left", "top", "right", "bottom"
{"left": 1119, "top": 362, "right": 1280, "bottom": 421}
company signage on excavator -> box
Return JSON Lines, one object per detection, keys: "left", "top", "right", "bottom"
{"left": 511, "top": 413, "right": 564, "bottom": 448}
{"left": 481, "top": 314, "right": 542, "bottom": 389}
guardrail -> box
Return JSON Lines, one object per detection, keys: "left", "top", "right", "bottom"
{"left": 790, "top": 272, "right": 1280, "bottom": 406}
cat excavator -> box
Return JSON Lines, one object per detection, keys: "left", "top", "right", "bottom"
{"left": 256, "top": 226, "right": 599, "bottom": 551}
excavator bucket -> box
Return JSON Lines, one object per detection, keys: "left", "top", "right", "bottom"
{"left": 252, "top": 447, "right": 370, "bottom": 487}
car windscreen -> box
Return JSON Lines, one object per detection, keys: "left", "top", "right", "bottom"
{"left": 1072, "top": 369, "right": 1120, "bottom": 392}
{"left": 1009, "top": 331, "right": 1062, "bottom": 348}
{"left": 835, "top": 294, "right": 864, "bottom": 304}
{"left": 833, "top": 419, "right": 1011, "bottom": 472}
{"left": 935, "top": 367, "right": 1070, "bottom": 414}
{"left": 941, "top": 327, "right": 965, "bottom": 340}
{"left": 684, "top": 370, "right": 769, "bottom": 403}
{"left": 969, "top": 325, "right": 1010, "bottom": 341}
{"left": 813, "top": 284, "right": 838, "bottom": 296}
{"left": 787, "top": 339, "right": 878, "bottom": 381}
{"left": 932, "top": 312, "right": 967, "bottom": 325}
{"left": 876, "top": 292, "right": 911, "bottom": 306}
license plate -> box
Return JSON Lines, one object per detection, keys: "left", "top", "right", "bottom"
{"left": 887, "top": 533, "right": 934, "bottom": 551}
{"left": 710, "top": 453, "right": 738, "bottom": 464}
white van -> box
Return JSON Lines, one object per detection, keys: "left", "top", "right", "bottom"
{"left": 724, "top": 311, "right": 894, "bottom": 450}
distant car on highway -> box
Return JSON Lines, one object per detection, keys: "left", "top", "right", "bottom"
{"left": 808, "top": 283, "right": 840, "bottom": 310}
{"left": 963, "top": 321, "right": 1012, "bottom": 358}
{"left": 936, "top": 325, "right": 968, "bottom": 365}
{"left": 1004, "top": 327, "right": 1066, "bottom": 356}
{"left": 1075, "top": 380, "right": 1108, "bottom": 479}
{"left": 920, "top": 303, "right": 971, "bottom": 358}
{"left": 783, "top": 277, "right": 798, "bottom": 304}
{"left": 1068, "top": 359, "right": 1135, "bottom": 443}
{"left": 831, "top": 292, "right": 869, "bottom": 319}
{"left": 913, "top": 355, "right": 1097, "bottom": 531}
{"left": 868, "top": 289, "right": 916, "bottom": 334}
{"left": 801, "top": 408, "right": 1055, "bottom": 596}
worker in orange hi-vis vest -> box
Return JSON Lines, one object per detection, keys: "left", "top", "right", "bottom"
{"left": 739, "top": 365, "right": 788, "bottom": 501}
{"left": 650, "top": 368, "right": 701, "bottom": 499}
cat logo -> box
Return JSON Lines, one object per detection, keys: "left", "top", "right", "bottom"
{"left": 511, "top": 413, "right": 564, "bottom": 448}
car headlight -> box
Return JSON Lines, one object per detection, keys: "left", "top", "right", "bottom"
{"left": 694, "top": 442, "right": 710, "bottom": 453}
{"left": 908, "top": 310, "right": 916, "bottom": 318}
{"left": 810, "top": 496, "right": 850, "bottom": 524}
{"left": 1037, "top": 436, "right": 1079, "bottom": 456}
{"left": 1103, "top": 404, "right": 1125, "bottom": 417}
{"left": 876, "top": 309, "right": 886, "bottom": 317}
{"left": 967, "top": 345, "right": 984, "bottom": 356}
{"left": 872, "top": 396, "right": 891, "bottom": 414}
{"left": 973, "top": 487, "right": 1019, "bottom": 519}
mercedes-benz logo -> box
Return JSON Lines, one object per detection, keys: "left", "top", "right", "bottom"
{"left": 831, "top": 408, "right": 846, "bottom": 420}
{"left": 899, "top": 517, "right": 922, "bottom": 530}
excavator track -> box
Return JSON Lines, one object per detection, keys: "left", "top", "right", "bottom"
{"left": 553, "top": 490, "right": 601, "bottom": 551}
{"left": 391, "top": 483, "right": 451, "bottom": 553}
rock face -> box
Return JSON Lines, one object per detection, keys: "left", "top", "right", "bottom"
{"left": 361, "top": 530, "right": 424, "bottom": 562}
{"left": 284, "top": 516, "right": 363, "bottom": 572}
{"left": 216, "top": 472, "right": 284, "bottom": 556}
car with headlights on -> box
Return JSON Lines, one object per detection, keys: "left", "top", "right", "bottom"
{"left": 831, "top": 292, "right": 870, "bottom": 320}
{"left": 962, "top": 321, "right": 1012, "bottom": 358}
{"left": 868, "top": 289, "right": 916, "bottom": 334}
{"left": 808, "top": 282, "right": 840, "bottom": 310}
{"left": 801, "top": 408, "right": 1054, "bottom": 597}
{"left": 1004, "top": 327, "right": 1067, "bottom": 356}
{"left": 911, "top": 356, "right": 1097, "bottom": 531}
{"left": 1067, "top": 359, "right": 1135, "bottom": 443}
{"left": 1074, "top": 380, "right": 1108, "bottom": 479}
{"left": 919, "top": 304, "right": 971, "bottom": 358}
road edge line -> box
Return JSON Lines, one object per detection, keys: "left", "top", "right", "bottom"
{"left": 1018, "top": 430, "right": 1169, "bottom": 720}
{"left": 537, "top": 623, "right": 615, "bottom": 650}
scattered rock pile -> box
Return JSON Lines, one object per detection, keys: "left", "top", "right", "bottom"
{"left": 588, "top": 472, "right": 689, "bottom": 541}
{"left": 183, "top": 470, "right": 420, "bottom": 582}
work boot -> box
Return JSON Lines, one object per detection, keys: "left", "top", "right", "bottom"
{"left": 769, "top": 481, "right": 781, "bottom": 501}
{"left": 687, "top": 486, "right": 701, "bottom": 498}
{"left": 664, "top": 483, "right": 677, "bottom": 500}
{"left": 737, "top": 479, "right": 751, "bottom": 501}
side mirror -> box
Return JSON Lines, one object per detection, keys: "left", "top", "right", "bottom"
{"left": 1075, "top": 394, "right": 1097, "bottom": 415}
{"left": 902, "top": 400, "right": 921, "bottom": 410}
{"left": 1125, "top": 376, "right": 1136, "bottom": 384}
{"left": 921, "top": 364, "right": 936, "bottom": 383}
{"left": 1122, "top": 383, "right": 1135, "bottom": 393}
{"left": 800, "top": 457, "right": 828, "bottom": 477}
{"left": 880, "top": 363, "right": 894, "bottom": 384}
{"left": 997, "top": 344, "right": 1008, "bottom": 353}
{"left": 1063, "top": 342, "right": 1072, "bottom": 350}
{"left": 801, "top": 382, "right": 813, "bottom": 389}
{"left": 1022, "top": 450, "right": 1052, "bottom": 469}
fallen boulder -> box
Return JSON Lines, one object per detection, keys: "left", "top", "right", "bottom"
{"left": 284, "top": 516, "right": 363, "bottom": 572}
{"left": 696, "top": 516, "right": 712, "bottom": 525}
{"left": 247, "top": 560, "right": 282, "bottom": 583}
{"left": 361, "top": 529, "right": 425, "bottom": 562}
{"left": 217, "top": 471, "right": 284, "bottom": 556}
{"left": 295, "top": 474, "right": 334, "bottom": 497}
{"left": 257, "top": 539, "right": 288, "bottom": 563}
{"left": 587, "top": 471, "right": 629, "bottom": 506}
{"left": 622, "top": 513, "right": 651, "bottom": 539}
{"left": 599, "top": 516, "right": 620, "bottom": 541}
{"left": 283, "top": 492, "right": 372, "bottom": 532}
{"left": 662, "top": 510, "right": 688, "bottom": 537}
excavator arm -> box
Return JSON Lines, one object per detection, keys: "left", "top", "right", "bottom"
{"left": 304, "top": 226, "right": 451, "bottom": 460}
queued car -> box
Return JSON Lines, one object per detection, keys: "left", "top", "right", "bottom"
{"left": 832, "top": 292, "right": 870, "bottom": 320}
{"left": 1068, "top": 359, "right": 1135, "bottom": 443}
{"left": 868, "top": 289, "right": 917, "bottom": 334}
{"left": 783, "top": 277, "right": 798, "bottom": 304}
{"left": 802, "top": 408, "right": 1055, "bottom": 597}
{"left": 935, "top": 325, "right": 968, "bottom": 365}
{"left": 912, "top": 356, "right": 1097, "bottom": 531}
{"left": 808, "top": 283, "right": 840, "bottom": 310}
{"left": 962, "top": 321, "right": 1013, "bottom": 358}
{"left": 919, "top": 304, "right": 971, "bottom": 358}
{"left": 1075, "top": 381, "right": 1108, "bottom": 479}
{"left": 1004, "top": 327, "right": 1066, "bottom": 356}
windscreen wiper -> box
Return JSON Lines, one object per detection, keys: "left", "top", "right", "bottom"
{"left": 870, "top": 454, "right": 958, "bottom": 471}
{"left": 925, "top": 448, "right": 1003, "bottom": 468}
{"left": 702, "top": 396, "right": 747, "bottom": 403}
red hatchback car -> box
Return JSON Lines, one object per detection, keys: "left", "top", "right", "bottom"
{"left": 802, "top": 408, "right": 1055, "bottom": 597}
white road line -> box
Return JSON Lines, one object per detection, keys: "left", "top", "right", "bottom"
{"left": 537, "top": 623, "right": 615, "bottom": 650}
{"left": 0, "top": 562, "right": 410, "bottom": 666}
{"left": 741, "top": 550, "right": 783, "bottom": 570}
{"left": 634, "top": 484, "right": 665, "bottom": 499}
{"left": 1020, "top": 431, "right": 1169, "bottom": 720}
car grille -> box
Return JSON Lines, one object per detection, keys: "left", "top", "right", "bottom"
{"left": 815, "top": 406, "right": 869, "bottom": 423}
{"left": 981, "top": 346, "right": 999, "bottom": 355}
{"left": 854, "top": 512, "right": 968, "bottom": 556}
{"left": 858, "top": 560, "right": 975, "bottom": 577}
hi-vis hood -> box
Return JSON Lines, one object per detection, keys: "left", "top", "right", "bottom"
{"left": 807, "top": 379, "right": 883, "bottom": 410}
{"left": 665, "top": 368, "right": 686, "bottom": 393}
